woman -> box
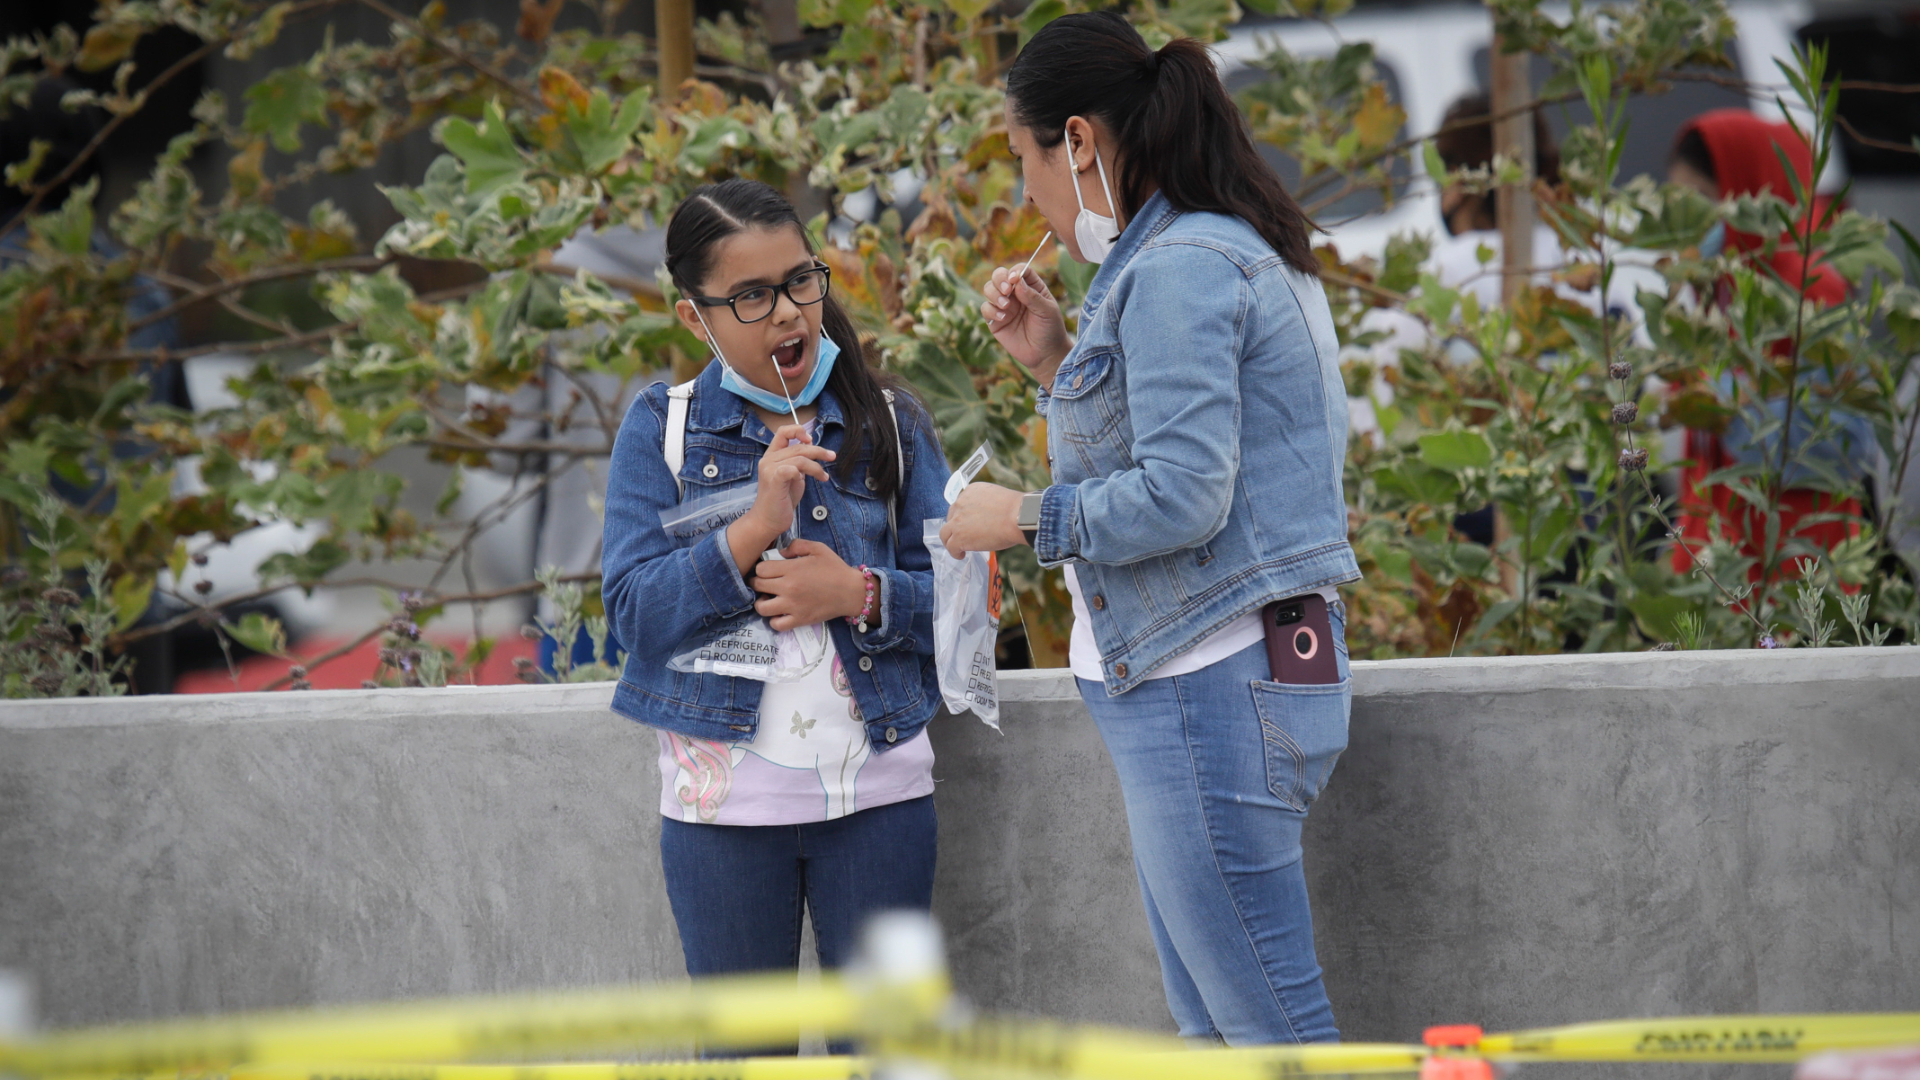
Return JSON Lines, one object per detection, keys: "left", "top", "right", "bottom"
{"left": 600, "top": 179, "right": 951, "bottom": 988}
{"left": 940, "top": 12, "right": 1359, "bottom": 1045}
{"left": 1664, "top": 110, "right": 1865, "bottom": 588}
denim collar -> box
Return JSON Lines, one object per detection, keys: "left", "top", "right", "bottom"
{"left": 1080, "top": 190, "right": 1178, "bottom": 318}
{"left": 685, "top": 357, "right": 845, "bottom": 445}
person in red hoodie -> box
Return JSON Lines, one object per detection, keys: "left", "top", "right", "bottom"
{"left": 1664, "top": 108, "right": 1868, "bottom": 591}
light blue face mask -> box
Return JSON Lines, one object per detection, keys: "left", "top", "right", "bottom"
{"left": 695, "top": 307, "right": 841, "bottom": 418}
{"left": 1699, "top": 221, "right": 1728, "bottom": 259}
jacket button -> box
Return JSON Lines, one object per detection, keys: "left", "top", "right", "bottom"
{"left": 864, "top": 476, "right": 878, "bottom": 491}
{"left": 1091, "top": 594, "right": 1106, "bottom": 611}
{"left": 858, "top": 655, "right": 873, "bottom": 672}
{"left": 1073, "top": 374, "right": 1084, "bottom": 389}
{"left": 812, "top": 505, "right": 829, "bottom": 521}
{"left": 885, "top": 726, "right": 898, "bottom": 743}
{"left": 701, "top": 463, "right": 718, "bottom": 478}
{"left": 1114, "top": 663, "right": 1129, "bottom": 679}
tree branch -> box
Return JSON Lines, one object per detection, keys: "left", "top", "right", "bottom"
{"left": 353, "top": 0, "right": 544, "bottom": 110}
{"left": 0, "top": 0, "right": 348, "bottom": 241}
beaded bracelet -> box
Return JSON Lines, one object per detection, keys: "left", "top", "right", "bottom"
{"left": 847, "top": 565, "right": 878, "bottom": 633}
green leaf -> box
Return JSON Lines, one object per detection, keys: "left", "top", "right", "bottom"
{"left": 93, "top": 375, "right": 149, "bottom": 427}
{"left": 33, "top": 179, "right": 97, "bottom": 256}
{"left": 943, "top": 0, "right": 996, "bottom": 22}
{"left": 440, "top": 100, "right": 526, "bottom": 197}
{"left": 567, "top": 88, "right": 650, "bottom": 174}
{"left": 1418, "top": 430, "right": 1493, "bottom": 472}
{"left": 110, "top": 573, "right": 154, "bottom": 633}
{"left": 223, "top": 611, "right": 288, "bottom": 657}
{"left": 1020, "top": 0, "right": 1067, "bottom": 36}
{"left": 243, "top": 65, "right": 330, "bottom": 153}
{"left": 1627, "top": 594, "right": 1695, "bottom": 643}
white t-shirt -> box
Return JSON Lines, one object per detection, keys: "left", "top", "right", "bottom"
{"left": 1061, "top": 564, "right": 1338, "bottom": 683}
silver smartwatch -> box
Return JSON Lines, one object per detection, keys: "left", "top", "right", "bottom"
{"left": 1017, "top": 491, "right": 1044, "bottom": 548}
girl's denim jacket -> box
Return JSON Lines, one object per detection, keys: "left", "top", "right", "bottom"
{"left": 1033, "top": 191, "right": 1362, "bottom": 695}
{"left": 602, "top": 361, "right": 952, "bottom": 752}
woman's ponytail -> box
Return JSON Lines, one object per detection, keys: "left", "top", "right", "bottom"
{"left": 1006, "top": 13, "right": 1319, "bottom": 276}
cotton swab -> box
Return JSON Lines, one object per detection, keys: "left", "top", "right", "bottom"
{"left": 991, "top": 230, "right": 1053, "bottom": 330}
{"left": 1019, "top": 230, "right": 1053, "bottom": 276}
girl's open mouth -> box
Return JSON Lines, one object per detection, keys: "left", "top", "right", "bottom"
{"left": 771, "top": 335, "right": 809, "bottom": 383}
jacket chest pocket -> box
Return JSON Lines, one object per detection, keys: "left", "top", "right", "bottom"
{"left": 1050, "top": 351, "right": 1125, "bottom": 445}
{"left": 679, "top": 443, "right": 757, "bottom": 491}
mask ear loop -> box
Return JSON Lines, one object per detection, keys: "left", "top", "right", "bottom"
{"left": 1065, "top": 121, "right": 1119, "bottom": 223}
{"left": 692, "top": 304, "right": 807, "bottom": 437}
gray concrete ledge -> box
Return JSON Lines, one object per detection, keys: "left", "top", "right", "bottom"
{"left": 3, "top": 647, "right": 1916, "bottom": 1050}
{"left": 11, "top": 645, "right": 1915, "bottom": 728}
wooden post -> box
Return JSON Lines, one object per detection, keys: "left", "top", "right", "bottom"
{"left": 1489, "top": 34, "right": 1535, "bottom": 306}
{"left": 657, "top": 0, "right": 694, "bottom": 98}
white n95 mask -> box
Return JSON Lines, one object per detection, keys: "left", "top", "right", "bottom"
{"left": 1066, "top": 124, "right": 1120, "bottom": 263}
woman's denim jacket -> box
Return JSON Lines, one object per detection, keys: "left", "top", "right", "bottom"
{"left": 1034, "top": 191, "right": 1361, "bottom": 695}
{"left": 602, "top": 361, "right": 952, "bottom": 752}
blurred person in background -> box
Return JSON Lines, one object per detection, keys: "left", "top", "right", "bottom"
{"left": 1430, "top": 91, "right": 1566, "bottom": 307}
{"left": 1663, "top": 109, "right": 1871, "bottom": 588}
{"left": 2, "top": 75, "right": 186, "bottom": 691}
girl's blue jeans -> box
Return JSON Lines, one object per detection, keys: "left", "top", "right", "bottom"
{"left": 658, "top": 793, "right": 937, "bottom": 977}
{"left": 1078, "top": 624, "right": 1349, "bottom": 1045}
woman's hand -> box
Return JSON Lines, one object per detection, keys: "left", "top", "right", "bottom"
{"left": 753, "top": 539, "right": 867, "bottom": 631}
{"left": 981, "top": 262, "right": 1072, "bottom": 390}
{"left": 725, "top": 425, "right": 835, "bottom": 576}
{"left": 939, "top": 482, "right": 1027, "bottom": 557}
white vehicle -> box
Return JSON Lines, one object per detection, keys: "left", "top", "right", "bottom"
{"left": 1212, "top": 0, "right": 1880, "bottom": 263}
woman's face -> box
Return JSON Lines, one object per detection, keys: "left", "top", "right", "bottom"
{"left": 1006, "top": 105, "right": 1117, "bottom": 263}
{"left": 674, "top": 224, "right": 825, "bottom": 401}
{"left": 1669, "top": 159, "right": 1718, "bottom": 199}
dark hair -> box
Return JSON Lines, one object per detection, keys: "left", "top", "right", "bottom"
{"left": 0, "top": 76, "right": 106, "bottom": 219}
{"left": 1432, "top": 92, "right": 1561, "bottom": 218}
{"left": 663, "top": 178, "right": 912, "bottom": 501}
{"left": 1669, "top": 127, "right": 1717, "bottom": 186}
{"left": 1005, "top": 11, "right": 1318, "bottom": 276}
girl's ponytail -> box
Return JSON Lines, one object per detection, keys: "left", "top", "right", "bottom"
{"left": 1006, "top": 13, "right": 1319, "bottom": 276}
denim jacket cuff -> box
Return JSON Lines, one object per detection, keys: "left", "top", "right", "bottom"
{"left": 1032, "top": 482, "right": 1079, "bottom": 568}
{"left": 690, "top": 526, "right": 758, "bottom": 620}
{"left": 1034, "top": 381, "right": 1053, "bottom": 418}
{"left": 855, "top": 566, "right": 916, "bottom": 653}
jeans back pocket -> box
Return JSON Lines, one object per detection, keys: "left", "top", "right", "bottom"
{"left": 1252, "top": 678, "right": 1351, "bottom": 812}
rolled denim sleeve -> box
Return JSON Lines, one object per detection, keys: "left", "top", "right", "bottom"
{"left": 1052, "top": 244, "right": 1247, "bottom": 565}
{"left": 849, "top": 400, "right": 950, "bottom": 656}
{"left": 601, "top": 389, "right": 758, "bottom": 666}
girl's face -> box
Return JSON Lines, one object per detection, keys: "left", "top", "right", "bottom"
{"left": 1006, "top": 106, "right": 1117, "bottom": 263}
{"left": 674, "top": 224, "right": 826, "bottom": 402}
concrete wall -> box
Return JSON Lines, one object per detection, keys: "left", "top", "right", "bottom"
{"left": 2, "top": 648, "right": 1917, "bottom": 1043}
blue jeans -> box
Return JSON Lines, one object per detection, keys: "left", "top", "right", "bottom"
{"left": 658, "top": 794, "right": 937, "bottom": 976}
{"left": 1078, "top": 619, "right": 1349, "bottom": 1045}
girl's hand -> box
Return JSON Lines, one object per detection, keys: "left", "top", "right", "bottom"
{"left": 725, "top": 425, "right": 835, "bottom": 576}
{"left": 980, "top": 263, "right": 1072, "bottom": 390}
{"left": 753, "top": 539, "right": 868, "bottom": 631}
{"left": 940, "top": 482, "right": 1026, "bottom": 556}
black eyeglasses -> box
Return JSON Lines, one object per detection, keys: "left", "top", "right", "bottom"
{"left": 690, "top": 264, "right": 832, "bottom": 324}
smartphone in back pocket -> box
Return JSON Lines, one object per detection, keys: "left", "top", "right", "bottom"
{"left": 1263, "top": 594, "right": 1341, "bottom": 685}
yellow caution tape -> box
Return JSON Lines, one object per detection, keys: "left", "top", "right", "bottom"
{"left": 1476, "top": 1014, "right": 1920, "bottom": 1063}
{"left": 875, "top": 1016, "right": 1427, "bottom": 1080}
{"left": 227, "top": 1059, "right": 870, "bottom": 1080}
{"left": 0, "top": 973, "right": 946, "bottom": 1078}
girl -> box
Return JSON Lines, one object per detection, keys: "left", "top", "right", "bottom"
{"left": 940, "top": 13, "right": 1357, "bottom": 1045}
{"left": 601, "top": 178, "right": 951, "bottom": 980}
